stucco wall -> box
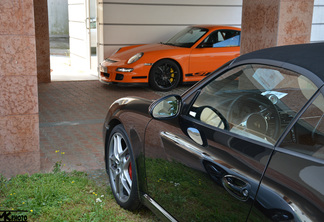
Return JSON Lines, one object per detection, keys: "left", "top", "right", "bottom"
{"left": 48, "top": 0, "right": 69, "bottom": 37}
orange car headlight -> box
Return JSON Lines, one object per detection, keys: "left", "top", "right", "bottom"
{"left": 127, "top": 52, "right": 144, "bottom": 64}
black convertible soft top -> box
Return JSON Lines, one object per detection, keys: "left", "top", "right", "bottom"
{"left": 233, "top": 43, "right": 324, "bottom": 82}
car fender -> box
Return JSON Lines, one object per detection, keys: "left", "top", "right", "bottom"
{"left": 103, "top": 96, "right": 153, "bottom": 192}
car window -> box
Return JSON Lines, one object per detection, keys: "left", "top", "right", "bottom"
{"left": 201, "top": 30, "right": 240, "bottom": 48}
{"left": 166, "top": 27, "right": 208, "bottom": 48}
{"left": 186, "top": 64, "right": 319, "bottom": 145}
{"left": 213, "top": 35, "right": 240, "bottom": 47}
{"left": 280, "top": 92, "right": 324, "bottom": 160}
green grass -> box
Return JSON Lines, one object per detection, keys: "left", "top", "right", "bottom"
{"left": 0, "top": 168, "right": 156, "bottom": 221}
{"left": 0, "top": 156, "right": 269, "bottom": 222}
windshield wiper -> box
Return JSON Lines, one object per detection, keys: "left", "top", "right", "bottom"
{"left": 160, "top": 42, "right": 174, "bottom": 46}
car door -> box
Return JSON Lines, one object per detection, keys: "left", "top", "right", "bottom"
{"left": 144, "top": 113, "right": 269, "bottom": 222}
{"left": 249, "top": 87, "right": 324, "bottom": 221}
{"left": 188, "top": 30, "right": 240, "bottom": 78}
{"left": 144, "top": 65, "right": 272, "bottom": 221}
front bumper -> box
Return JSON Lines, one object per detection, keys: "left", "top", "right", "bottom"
{"left": 99, "top": 62, "right": 152, "bottom": 84}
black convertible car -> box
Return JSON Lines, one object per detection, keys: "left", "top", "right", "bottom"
{"left": 103, "top": 43, "right": 324, "bottom": 221}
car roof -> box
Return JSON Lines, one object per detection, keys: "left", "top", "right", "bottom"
{"left": 193, "top": 25, "right": 241, "bottom": 31}
{"left": 233, "top": 43, "right": 324, "bottom": 82}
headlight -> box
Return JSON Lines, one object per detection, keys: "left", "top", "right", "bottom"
{"left": 127, "top": 52, "right": 144, "bottom": 64}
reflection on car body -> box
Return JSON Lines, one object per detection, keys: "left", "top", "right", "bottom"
{"left": 103, "top": 43, "right": 324, "bottom": 221}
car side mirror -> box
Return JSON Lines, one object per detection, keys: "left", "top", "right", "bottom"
{"left": 149, "top": 95, "right": 182, "bottom": 119}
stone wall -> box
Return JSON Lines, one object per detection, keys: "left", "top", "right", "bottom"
{"left": 0, "top": 0, "right": 40, "bottom": 178}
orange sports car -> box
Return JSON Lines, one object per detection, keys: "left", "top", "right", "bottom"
{"left": 99, "top": 25, "right": 241, "bottom": 91}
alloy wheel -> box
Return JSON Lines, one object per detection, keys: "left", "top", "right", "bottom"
{"left": 108, "top": 132, "right": 132, "bottom": 203}
{"left": 150, "top": 59, "right": 181, "bottom": 91}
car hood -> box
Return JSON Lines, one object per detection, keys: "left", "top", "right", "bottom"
{"left": 110, "top": 44, "right": 179, "bottom": 61}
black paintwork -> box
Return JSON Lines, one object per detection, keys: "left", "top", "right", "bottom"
{"left": 103, "top": 43, "right": 324, "bottom": 221}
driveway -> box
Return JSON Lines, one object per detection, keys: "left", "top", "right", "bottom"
{"left": 38, "top": 81, "right": 189, "bottom": 174}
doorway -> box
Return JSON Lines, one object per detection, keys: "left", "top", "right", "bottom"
{"left": 49, "top": 0, "right": 98, "bottom": 81}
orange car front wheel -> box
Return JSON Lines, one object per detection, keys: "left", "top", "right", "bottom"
{"left": 149, "top": 59, "right": 181, "bottom": 91}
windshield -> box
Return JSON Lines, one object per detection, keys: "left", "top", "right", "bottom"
{"left": 163, "top": 27, "right": 208, "bottom": 48}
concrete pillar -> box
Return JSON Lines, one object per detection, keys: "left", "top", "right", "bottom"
{"left": 0, "top": 0, "right": 40, "bottom": 177}
{"left": 34, "top": 0, "right": 51, "bottom": 83}
{"left": 241, "top": 0, "right": 314, "bottom": 55}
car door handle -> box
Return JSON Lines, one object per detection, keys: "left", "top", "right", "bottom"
{"left": 222, "top": 175, "right": 251, "bottom": 201}
{"left": 187, "top": 127, "right": 203, "bottom": 145}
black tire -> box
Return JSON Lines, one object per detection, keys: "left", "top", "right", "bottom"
{"left": 149, "top": 59, "right": 181, "bottom": 91}
{"left": 106, "top": 124, "right": 141, "bottom": 210}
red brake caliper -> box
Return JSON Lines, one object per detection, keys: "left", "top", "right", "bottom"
{"left": 128, "top": 162, "right": 132, "bottom": 180}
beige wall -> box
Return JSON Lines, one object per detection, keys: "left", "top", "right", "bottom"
{"left": 0, "top": 0, "right": 40, "bottom": 177}
{"left": 312, "top": 0, "right": 324, "bottom": 43}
